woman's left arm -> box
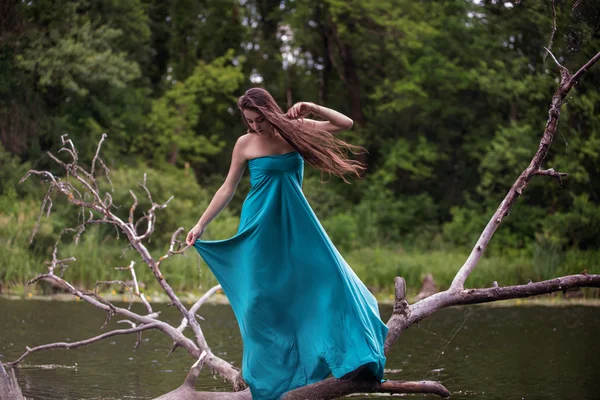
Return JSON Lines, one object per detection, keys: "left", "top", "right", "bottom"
{"left": 287, "top": 102, "right": 353, "bottom": 134}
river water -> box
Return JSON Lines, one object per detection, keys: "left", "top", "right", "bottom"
{"left": 0, "top": 298, "right": 598, "bottom": 399}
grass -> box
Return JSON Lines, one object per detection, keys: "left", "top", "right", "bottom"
{"left": 345, "top": 246, "right": 600, "bottom": 298}
{"left": 2, "top": 199, "right": 598, "bottom": 300}
{"left": 2, "top": 237, "right": 599, "bottom": 301}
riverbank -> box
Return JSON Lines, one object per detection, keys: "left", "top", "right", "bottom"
{"left": 2, "top": 290, "right": 599, "bottom": 307}
{"left": 3, "top": 246, "right": 599, "bottom": 302}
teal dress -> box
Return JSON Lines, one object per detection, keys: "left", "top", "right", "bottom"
{"left": 194, "top": 151, "right": 387, "bottom": 399}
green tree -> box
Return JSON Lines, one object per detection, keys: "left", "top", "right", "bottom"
{"left": 143, "top": 52, "right": 245, "bottom": 168}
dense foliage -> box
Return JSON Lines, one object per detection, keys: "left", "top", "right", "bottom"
{"left": 1, "top": 0, "right": 599, "bottom": 295}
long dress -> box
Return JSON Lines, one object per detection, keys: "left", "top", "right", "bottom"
{"left": 193, "top": 151, "right": 388, "bottom": 400}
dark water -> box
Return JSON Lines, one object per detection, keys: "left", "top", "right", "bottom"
{"left": 0, "top": 298, "right": 599, "bottom": 399}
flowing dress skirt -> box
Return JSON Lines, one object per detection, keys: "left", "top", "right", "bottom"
{"left": 194, "top": 151, "right": 387, "bottom": 399}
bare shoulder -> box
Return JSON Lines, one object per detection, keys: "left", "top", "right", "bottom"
{"left": 233, "top": 133, "right": 254, "bottom": 160}
{"left": 238, "top": 132, "right": 253, "bottom": 141}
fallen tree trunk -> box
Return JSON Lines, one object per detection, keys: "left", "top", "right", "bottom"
{"left": 154, "top": 354, "right": 451, "bottom": 400}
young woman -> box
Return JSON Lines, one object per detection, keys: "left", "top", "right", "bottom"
{"left": 186, "top": 88, "right": 387, "bottom": 400}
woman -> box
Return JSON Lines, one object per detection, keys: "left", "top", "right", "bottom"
{"left": 186, "top": 88, "right": 387, "bottom": 400}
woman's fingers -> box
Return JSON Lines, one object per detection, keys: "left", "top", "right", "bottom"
{"left": 186, "top": 231, "right": 194, "bottom": 246}
{"left": 287, "top": 103, "right": 302, "bottom": 119}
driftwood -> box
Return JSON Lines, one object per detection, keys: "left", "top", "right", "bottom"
{"left": 0, "top": 363, "right": 23, "bottom": 400}
{"left": 3, "top": 13, "right": 600, "bottom": 400}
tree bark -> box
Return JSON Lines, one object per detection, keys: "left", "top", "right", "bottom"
{"left": 0, "top": 363, "right": 24, "bottom": 400}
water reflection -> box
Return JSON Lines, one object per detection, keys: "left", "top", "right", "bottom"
{"left": 0, "top": 298, "right": 598, "bottom": 399}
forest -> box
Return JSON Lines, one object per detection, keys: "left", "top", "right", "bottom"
{"left": 1, "top": 0, "right": 599, "bottom": 297}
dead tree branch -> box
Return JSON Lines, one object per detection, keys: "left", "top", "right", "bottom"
{"left": 16, "top": 136, "right": 243, "bottom": 386}
{"left": 385, "top": 274, "right": 600, "bottom": 353}
{"left": 0, "top": 364, "right": 24, "bottom": 400}
{"left": 543, "top": 0, "right": 557, "bottom": 62}
{"left": 115, "top": 261, "right": 153, "bottom": 314}
{"left": 450, "top": 50, "right": 600, "bottom": 291}
{"left": 178, "top": 284, "right": 222, "bottom": 333}
{"left": 7, "top": 323, "right": 160, "bottom": 366}
{"left": 156, "top": 352, "right": 449, "bottom": 400}
{"left": 381, "top": 48, "right": 600, "bottom": 361}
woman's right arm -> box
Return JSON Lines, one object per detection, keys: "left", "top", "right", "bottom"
{"left": 186, "top": 136, "right": 248, "bottom": 246}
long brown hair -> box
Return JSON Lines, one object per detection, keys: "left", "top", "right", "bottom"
{"left": 237, "top": 88, "right": 366, "bottom": 182}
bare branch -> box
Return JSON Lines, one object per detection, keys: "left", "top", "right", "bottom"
{"left": 282, "top": 378, "right": 450, "bottom": 400}
{"left": 534, "top": 167, "right": 568, "bottom": 186}
{"left": 385, "top": 277, "right": 409, "bottom": 354}
{"left": 95, "top": 280, "right": 134, "bottom": 309}
{"left": 178, "top": 285, "right": 222, "bottom": 333}
{"left": 385, "top": 273, "right": 600, "bottom": 353}
{"left": 103, "top": 192, "right": 113, "bottom": 209}
{"left": 543, "top": 46, "right": 567, "bottom": 72}
{"left": 165, "top": 228, "right": 191, "bottom": 256}
{"left": 450, "top": 51, "right": 600, "bottom": 291}
{"left": 451, "top": 273, "right": 600, "bottom": 305}
{"left": 61, "top": 134, "right": 78, "bottom": 159}
{"left": 19, "top": 137, "right": 244, "bottom": 388}
{"left": 543, "top": 0, "right": 557, "bottom": 62}
{"left": 88, "top": 132, "right": 114, "bottom": 191}
{"left": 115, "top": 261, "right": 153, "bottom": 314}
{"left": 134, "top": 214, "right": 150, "bottom": 235}
{"left": 0, "top": 363, "right": 24, "bottom": 400}
{"left": 117, "top": 320, "right": 137, "bottom": 328}
{"left": 74, "top": 165, "right": 100, "bottom": 193}
{"left": 29, "top": 185, "right": 54, "bottom": 244}
{"left": 183, "top": 351, "right": 208, "bottom": 388}
{"left": 90, "top": 133, "right": 107, "bottom": 180}
{"left": 570, "top": 51, "right": 600, "bottom": 87}
{"left": 48, "top": 227, "right": 84, "bottom": 272}
{"left": 156, "top": 228, "right": 187, "bottom": 273}
{"left": 137, "top": 191, "right": 174, "bottom": 242}
{"left": 157, "top": 361, "right": 449, "bottom": 400}
{"left": 19, "top": 169, "right": 58, "bottom": 185}
{"left": 7, "top": 323, "right": 160, "bottom": 366}
{"left": 128, "top": 190, "right": 138, "bottom": 225}
{"left": 23, "top": 273, "right": 213, "bottom": 364}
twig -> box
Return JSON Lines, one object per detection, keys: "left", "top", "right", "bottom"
{"left": 178, "top": 285, "right": 222, "bottom": 333}
{"left": 95, "top": 280, "right": 134, "bottom": 309}
{"left": 28, "top": 183, "right": 55, "bottom": 243}
{"left": 156, "top": 228, "right": 187, "bottom": 275}
{"left": 115, "top": 261, "right": 153, "bottom": 314}
{"left": 569, "top": 51, "right": 600, "bottom": 88}
{"left": 543, "top": 0, "right": 557, "bottom": 61}
{"left": 128, "top": 190, "right": 138, "bottom": 225}
{"left": 90, "top": 133, "right": 107, "bottom": 179}
{"left": 543, "top": 46, "right": 567, "bottom": 72}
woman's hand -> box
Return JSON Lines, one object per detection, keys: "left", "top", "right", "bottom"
{"left": 186, "top": 224, "right": 205, "bottom": 246}
{"left": 286, "top": 102, "right": 316, "bottom": 119}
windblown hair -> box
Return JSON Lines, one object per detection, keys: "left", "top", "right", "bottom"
{"left": 237, "top": 88, "right": 366, "bottom": 182}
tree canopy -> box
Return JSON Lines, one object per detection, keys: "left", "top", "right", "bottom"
{"left": 1, "top": 0, "right": 599, "bottom": 292}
